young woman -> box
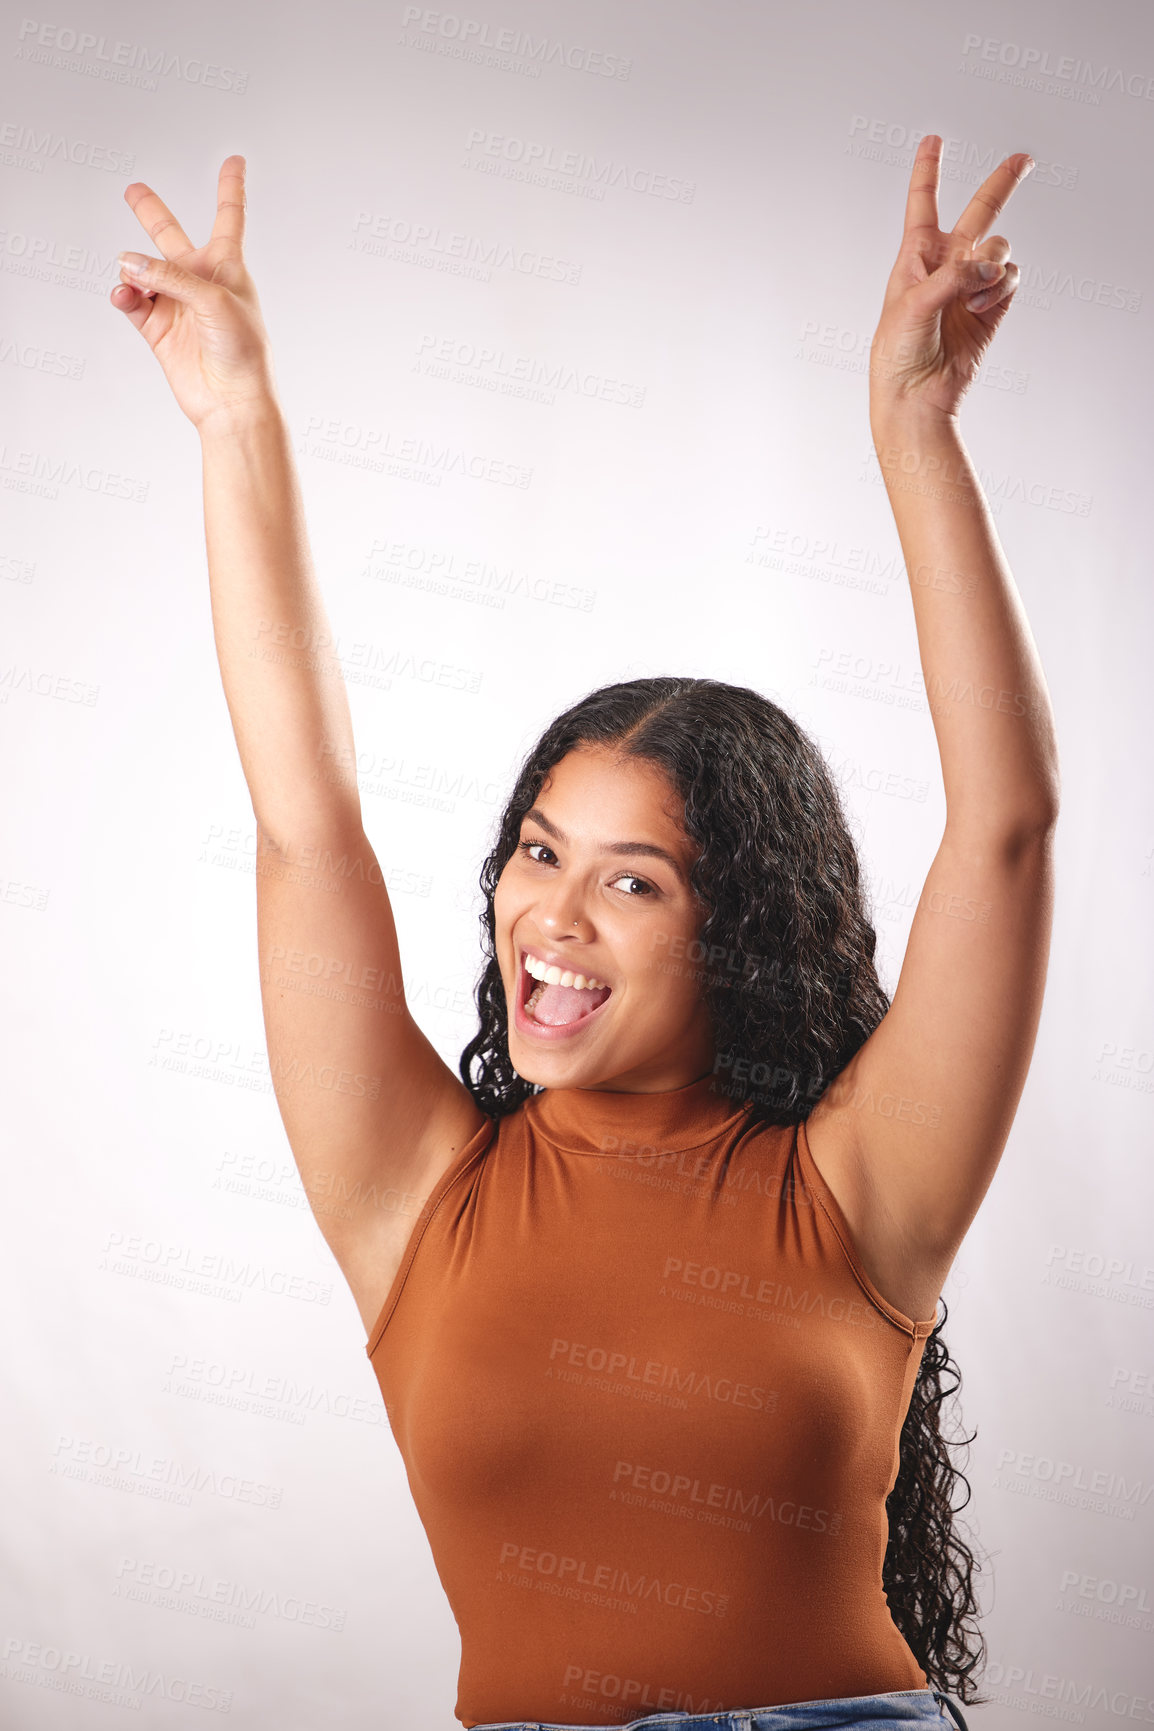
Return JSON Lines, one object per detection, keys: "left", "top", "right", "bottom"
{"left": 111, "top": 136, "right": 1057, "bottom": 1731}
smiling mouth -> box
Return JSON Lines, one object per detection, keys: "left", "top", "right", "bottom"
{"left": 519, "top": 950, "right": 613, "bottom": 1029}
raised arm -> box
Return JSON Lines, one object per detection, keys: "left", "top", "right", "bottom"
{"left": 112, "top": 158, "right": 487, "bottom": 1335}
{"left": 808, "top": 137, "right": 1060, "bottom": 1313}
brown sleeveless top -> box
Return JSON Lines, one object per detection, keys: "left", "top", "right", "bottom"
{"left": 366, "top": 1073, "right": 936, "bottom": 1728}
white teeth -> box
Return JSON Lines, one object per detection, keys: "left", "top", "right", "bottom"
{"left": 523, "top": 951, "right": 608, "bottom": 991}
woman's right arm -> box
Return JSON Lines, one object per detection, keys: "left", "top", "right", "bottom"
{"left": 199, "top": 400, "right": 362, "bottom": 845}
{"left": 114, "top": 159, "right": 488, "bottom": 1334}
{"left": 201, "top": 403, "right": 488, "bottom": 1334}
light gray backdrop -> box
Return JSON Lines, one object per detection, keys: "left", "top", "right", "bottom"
{"left": 3, "top": 0, "right": 1152, "bottom": 1726}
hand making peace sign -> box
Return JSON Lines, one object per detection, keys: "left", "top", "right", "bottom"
{"left": 869, "top": 133, "right": 1033, "bottom": 419}
{"left": 112, "top": 154, "right": 278, "bottom": 431}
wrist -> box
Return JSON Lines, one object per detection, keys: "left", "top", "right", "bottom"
{"left": 197, "top": 393, "right": 285, "bottom": 443}
{"left": 869, "top": 394, "right": 962, "bottom": 448}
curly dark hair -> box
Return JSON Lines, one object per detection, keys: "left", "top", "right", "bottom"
{"left": 458, "top": 675, "right": 991, "bottom": 1705}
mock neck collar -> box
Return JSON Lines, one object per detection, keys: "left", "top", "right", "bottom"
{"left": 523, "top": 1070, "right": 753, "bottom": 1157}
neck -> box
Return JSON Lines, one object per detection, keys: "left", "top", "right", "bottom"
{"left": 524, "top": 1070, "right": 752, "bottom": 1157}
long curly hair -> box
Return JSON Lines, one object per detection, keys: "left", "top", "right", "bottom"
{"left": 458, "top": 675, "right": 990, "bottom": 1704}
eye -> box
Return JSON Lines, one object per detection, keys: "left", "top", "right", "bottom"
{"left": 517, "top": 839, "right": 556, "bottom": 867}
{"left": 515, "top": 838, "right": 655, "bottom": 898}
{"left": 611, "top": 872, "right": 654, "bottom": 898}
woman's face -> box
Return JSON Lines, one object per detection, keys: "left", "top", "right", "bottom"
{"left": 493, "top": 743, "right": 716, "bottom": 1092}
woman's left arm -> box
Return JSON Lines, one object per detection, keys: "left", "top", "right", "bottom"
{"left": 820, "top": 135, "right": 1060, "bottom": 1271}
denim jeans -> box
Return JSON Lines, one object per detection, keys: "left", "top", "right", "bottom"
{"left": 469, "top": 1685, "right": 971, "bottom": 1731}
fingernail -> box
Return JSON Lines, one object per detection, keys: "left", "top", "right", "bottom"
{"left": 119, "top": 252, "right": 148, "bottom": 274}
{"left": 978, "top": 260, "right": 1002, "bottom": 280}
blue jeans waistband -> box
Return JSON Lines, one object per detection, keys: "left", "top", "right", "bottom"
{"left": 469, "top": 1686, "right": 972, "bottom": 1731}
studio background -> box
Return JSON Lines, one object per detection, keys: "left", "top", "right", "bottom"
{"left": 3, "top": 0, "right": 1152, "bottom": 1726}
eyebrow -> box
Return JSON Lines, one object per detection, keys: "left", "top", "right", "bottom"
{"left": 521, "top": 806, "right": 688, "bottom": 883}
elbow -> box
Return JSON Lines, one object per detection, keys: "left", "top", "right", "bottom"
{"left": 1014, "top": 785, "right": 1060, "bottom": 840}
{"left": 996, "top": 792, "right": 1058, "bottom": 858}
{"left": 1022, "top": 766, "right": 1062, "bottom": 839}
{"left": 946, "top": 785, "right": 1060, "bottom": 859}
{"left": 1007, "top": 719, "right": 1062, "bottom": 843}
{"left": 1029, "top": 735, "right": 1063, "bottom": 836}
{"left": 989, "top": 752, "right": 1063, "bottom": 847}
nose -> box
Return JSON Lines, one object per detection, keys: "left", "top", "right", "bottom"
{"left": 536, "top": 880, "right": 591, "bottom": 937}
